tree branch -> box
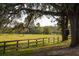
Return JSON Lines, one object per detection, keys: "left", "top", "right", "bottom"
{"left": 20, "top": 8, "right": 63, "bottom": 16}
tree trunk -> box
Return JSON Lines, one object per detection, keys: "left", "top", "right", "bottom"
{"left": 61, "top": 16, "right": 68, "bottom": 41}
{"left": 70, "top": 14, "right": 79, "bottom": 47}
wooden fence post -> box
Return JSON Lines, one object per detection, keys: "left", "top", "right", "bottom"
{"left": 53, "top": 37, "right": 55, "bottom": 44}
{"left": 16, "top": 41, "right": 19, "bottom": 51}
{"left": 57, "top": 37, "right": 59, "bottom": 43}
{"left": 27, "top": 40, "right": 29, "bottom": 48}
{"left": 3, "top": 42, "right": 6, "bottom": 54}
{"left": 55, "top": 37, "right": 57, "bottom": 43}
{"left": 43, "top": 38, "right": 44, "bottom": 46}
{"left": 48, "top": 38, "right": 50, "bottom": 44}
{"left": 36, "top": 39, "right": 38, "bottom": 47}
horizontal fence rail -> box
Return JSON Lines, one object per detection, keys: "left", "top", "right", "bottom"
{"left": 0, "top": 37, "right": 62, "bottom": 55}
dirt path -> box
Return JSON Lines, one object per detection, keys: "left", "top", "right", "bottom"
{"left": 32, "top": 45, "right": 79, "bottom": 56}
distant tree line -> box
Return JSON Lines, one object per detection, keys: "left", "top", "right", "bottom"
{"left": 0, "top": 23, "right": 60, "bottom": 34}
{"left": 28, "top": 26, "right": 60, "bottom": 34}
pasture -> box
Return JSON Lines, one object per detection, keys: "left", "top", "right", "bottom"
{"left": 0, "top": 34, "right": 61, "bottom": 41}
{"left": 0, "top": 34, "right": 70, "bottom": 56}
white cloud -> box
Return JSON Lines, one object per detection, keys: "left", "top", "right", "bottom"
{"left": 34, "top": 15, "right": 57, "bottom": 27}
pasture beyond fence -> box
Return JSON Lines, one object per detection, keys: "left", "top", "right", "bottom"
{"left": 0, "top": 37, "right": 62, "bottom": 55}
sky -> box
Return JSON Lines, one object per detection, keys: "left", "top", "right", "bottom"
{"left": 34, "top": 15, "right": 57, "bottom": 27}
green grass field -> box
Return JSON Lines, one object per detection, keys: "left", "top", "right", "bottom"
{"left": 0, "top": 34, "right": 70, "bottom": 56}
{"left": 0, "top": 34, "right": 61, "bottom": 41}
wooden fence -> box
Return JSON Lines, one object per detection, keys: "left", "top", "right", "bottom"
{"left": 0, "top": 37, "right": 61, "bottom": 54}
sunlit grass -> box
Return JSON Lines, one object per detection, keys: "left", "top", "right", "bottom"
{"left": 0, "top": 34, "right": 63, "bottom": 56}
{"left": 0, "top": 34, "right": 61, "bottom": 41}
{"left": 0, "top": 39, "right": 70, "bottom": 56}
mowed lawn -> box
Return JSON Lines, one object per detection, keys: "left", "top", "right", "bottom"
{"left": 0, "top": 34, "right": 61, "bottom": 42}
